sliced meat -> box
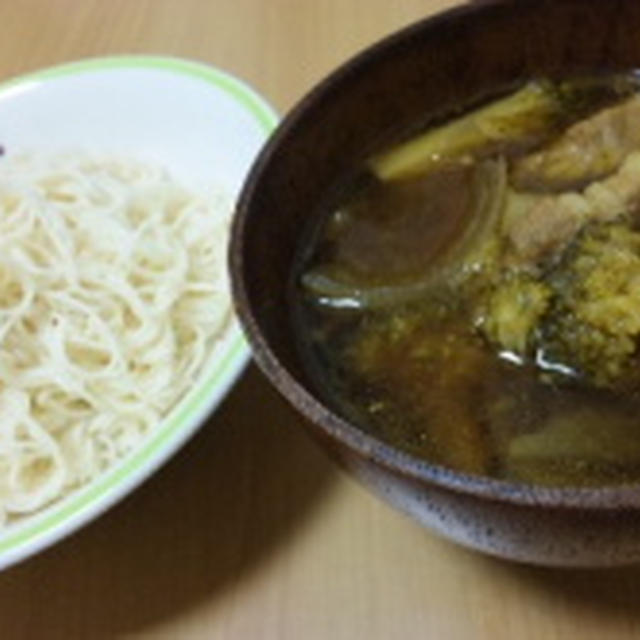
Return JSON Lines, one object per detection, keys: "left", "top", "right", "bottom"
{"left": 507, "top": 192, "right": 590, "bottom": 265}
{"left": 511, "top": 95, "right": 640, "bottom": 192}
{"left": 506, "top": 151, "right": 640, "bottom": 265}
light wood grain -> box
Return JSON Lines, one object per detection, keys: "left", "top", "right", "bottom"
{"left": 2, "top": 1, "right": 640, "bottom": 639}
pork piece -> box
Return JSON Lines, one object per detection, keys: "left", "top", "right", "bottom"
{"left": 506, "top": 151, "right": 640, "bottom": 265}
{"left": 511, "top": 95, "right": 640, "bottom": 192}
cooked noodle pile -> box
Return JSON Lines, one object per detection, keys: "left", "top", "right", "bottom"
{"left": 0, "top": 153, "right": 233, "bottom": 525}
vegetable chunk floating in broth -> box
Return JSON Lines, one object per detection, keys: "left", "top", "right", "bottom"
{"left": 294, "top": 74, "right": 640, "bottom": 487}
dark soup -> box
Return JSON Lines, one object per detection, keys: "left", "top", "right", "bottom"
{"left": 292, "top": 74, "right": 640, "bottom": 487}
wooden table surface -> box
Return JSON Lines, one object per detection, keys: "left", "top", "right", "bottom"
{"left": 2, "top": 1, "right": 640, "bottom": 638}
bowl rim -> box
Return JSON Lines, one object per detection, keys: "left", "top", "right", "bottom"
{"left": 233, "top": 0, "right": 640, "bottom": 512}
{"left": 0, "top": 54, "right": 278, "bottom": 571}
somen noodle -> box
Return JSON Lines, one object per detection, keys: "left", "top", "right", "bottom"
{"left": 0, "top": 153, "right": 232, "bottom": 524}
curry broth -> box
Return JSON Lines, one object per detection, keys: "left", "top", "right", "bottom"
{"left": 293, "top": 75, "right": 640, "bottom": 487}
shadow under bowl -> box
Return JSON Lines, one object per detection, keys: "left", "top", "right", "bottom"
{"left": 231, "top": 0, "right": 640, "bottom": 567}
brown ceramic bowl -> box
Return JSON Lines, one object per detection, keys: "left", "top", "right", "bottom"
{"left": 231, "top": 0, "right": 640, "bottom": 566}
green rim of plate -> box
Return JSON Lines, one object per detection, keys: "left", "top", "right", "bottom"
{"left": 0, "top": 55, "right": 278, "bottom": 558}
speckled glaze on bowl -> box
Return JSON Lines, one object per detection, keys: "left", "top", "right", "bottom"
{"left": 231, "top": 0, "right": 640, "bottom": 567}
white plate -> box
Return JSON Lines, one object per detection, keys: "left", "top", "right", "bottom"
{"left": 0, "top": 55, "right": 277, "bottom": 570}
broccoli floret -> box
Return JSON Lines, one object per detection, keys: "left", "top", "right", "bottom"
{"left": 481, "top": 221, "right": 640, "bottom": 389}
{"left": 538, "top": 223, "right": 640, "bottom": 388}
{"left": 480, "top": 274, "right": 551, "bottom": 356}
